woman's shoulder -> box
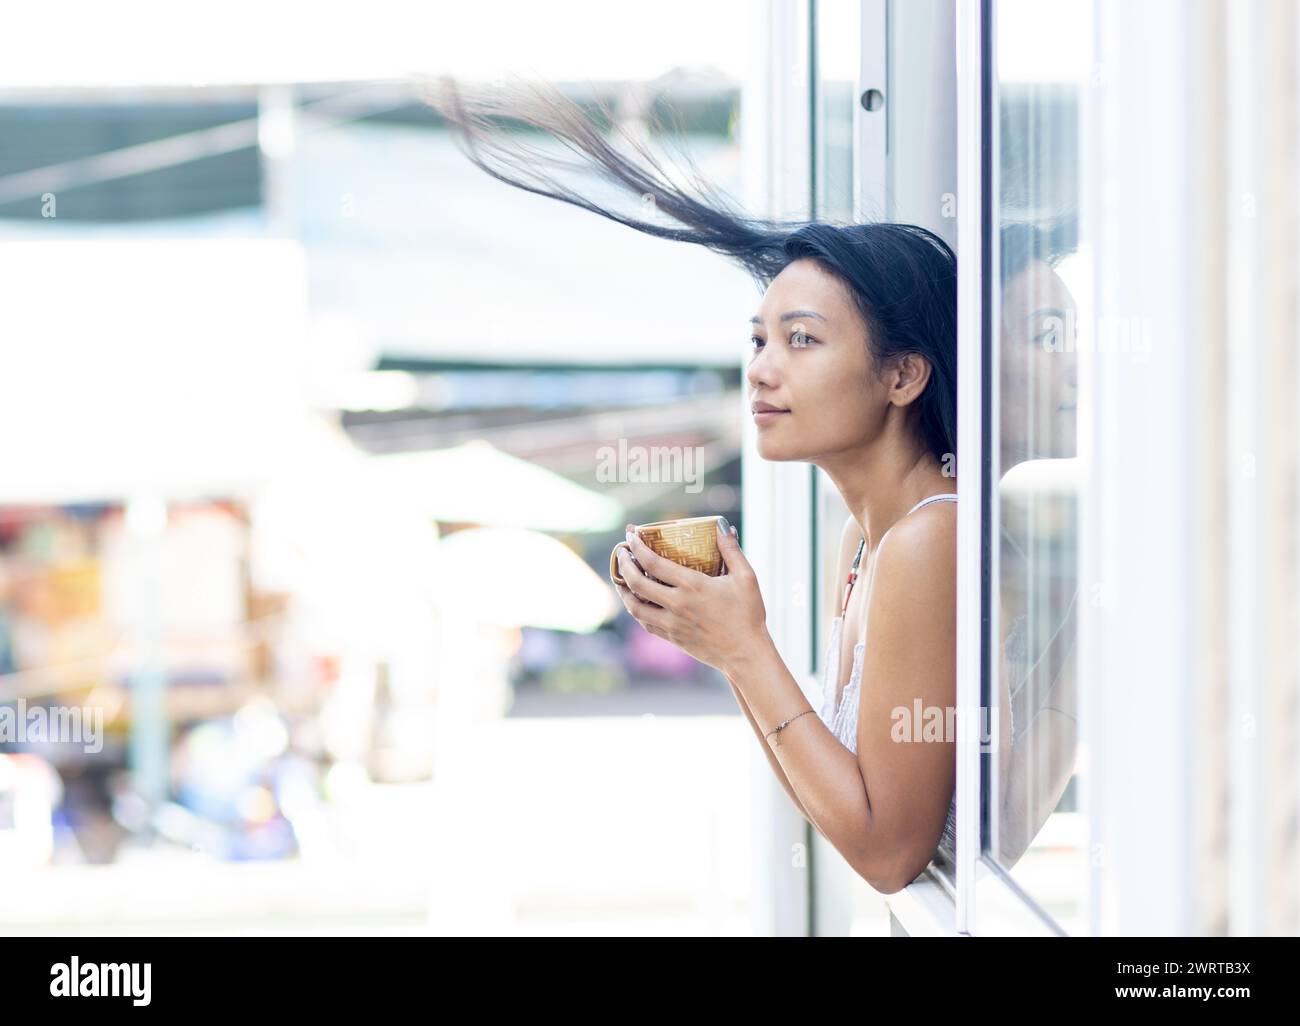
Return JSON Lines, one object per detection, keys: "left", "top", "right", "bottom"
{"left": 890, "top": 494, "right": 958, "bottom": 543}
{"left": 856, "top": 505, "right": 958, "bottom": 667}
{"left": 873, "top": 501, "right": 958, "bottom": 596}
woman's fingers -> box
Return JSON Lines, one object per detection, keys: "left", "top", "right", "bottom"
{"left": 613, "top": 577, "right": 667, "bottom": 628}
{"left": 615, "top": 544, "right": 676, "bottom": 609}
{"left": 714, "top": 523, "right": 752, "bottom": 579}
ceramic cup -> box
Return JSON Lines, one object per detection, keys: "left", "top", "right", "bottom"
{"left": 610, "top": 516, "right": 727, "bottom": 588}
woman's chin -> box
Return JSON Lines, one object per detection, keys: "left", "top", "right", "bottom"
{"left": 756, "top": 441, "right": 800, "bottom": 462}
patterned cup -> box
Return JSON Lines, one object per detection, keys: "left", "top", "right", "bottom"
{"left": 609, "top": 516, "right": 726, "bottom": 587}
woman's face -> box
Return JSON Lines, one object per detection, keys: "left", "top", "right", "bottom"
{"left": 999, "top": 258, "right": 1079, "bottom": 465}
{"left": 746, "top": 258, "right": 896, "bottom": 463}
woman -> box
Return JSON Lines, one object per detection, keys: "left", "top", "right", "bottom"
{"left": 992, "top": 222, "right": 1081, "bottom": 867}
{"left": 428, "top": 78, "right": 959, "bottom": 894}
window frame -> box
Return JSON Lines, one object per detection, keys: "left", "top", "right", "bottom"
{"left": 889, "top": 0, "right": 1075, "bottom": 937}
{"left": 760, "top": 0, "right": 1106, "bottom": 937}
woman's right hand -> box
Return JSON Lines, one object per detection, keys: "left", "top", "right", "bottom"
{"left": 610, "top": 524, "right": 769, "bottom": 677}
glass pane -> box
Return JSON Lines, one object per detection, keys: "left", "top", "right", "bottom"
{"left": 814, "top": 0, "right": 859, "bottom": 222}
{"left": 987, "top": 0, "right": 1091, "bottom": 930}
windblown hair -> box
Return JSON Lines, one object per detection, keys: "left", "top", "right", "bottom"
{"left": 422, "top": 76, "right": 957, "bottom": 463}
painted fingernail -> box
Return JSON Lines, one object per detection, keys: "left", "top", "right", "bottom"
{"left": 626, "top": 531, "right": 635, "bottom": 545}
{"left": 717, "top": 516, "right": 731, "bottom": 536}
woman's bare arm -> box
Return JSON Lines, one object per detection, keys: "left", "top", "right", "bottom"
{"left": 624, "top": 508, "right": 949, "bottom": 893}
{"left": 723, "top": 514, "right": 863, "bottom": 833}
{"left": 997, "top": 621, "right": 1078, "bottom": 866}
{"left": 723, "top": 674, "right": 819, "bottom": 832}
{"left": 850, "top": 507, "right": 959, "bottom": 891}
{"left": 725, "top": 506, "right": 959, "bottom": 894}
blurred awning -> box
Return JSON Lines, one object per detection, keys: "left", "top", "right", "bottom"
{"left": 369, "top": 440, "right": 625, "bottom": 533}
{"left": 431, "top": 526, "right": 618, "bottom": 631}
{"left": 247, "top": 418, "right": 443, "bottom": 641}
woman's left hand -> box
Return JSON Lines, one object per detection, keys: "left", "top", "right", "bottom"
{"left": 612, "top": 521, "right": 769, "bottom": 675}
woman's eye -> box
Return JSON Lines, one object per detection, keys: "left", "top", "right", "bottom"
{"left": 1032, "top": 315, "right": 1066, "bottom": 347}
{"left": 749, "top": 331, "right": 817, "bottom": 350}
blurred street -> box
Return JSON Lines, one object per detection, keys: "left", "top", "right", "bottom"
{"left": 6, "top": 713, "right": 891, "bottom": 936}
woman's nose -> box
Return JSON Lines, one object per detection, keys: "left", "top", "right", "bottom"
{"left": 746, "top": 347, "right": 779, "bottom": 392}
{"left": 1062, "top": 352, "right": 1078, "bottom": 393}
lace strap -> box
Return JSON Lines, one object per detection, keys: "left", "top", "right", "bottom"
{"left": 840, "top": 496, "right": 955, "bottom": 618}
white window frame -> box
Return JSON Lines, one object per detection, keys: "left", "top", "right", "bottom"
{"left": 1080, "top": 0, "right": 1199, "bottom": 936}
{"left": 743, "top": 0, "right": 819, "bottom": 938}
{"left": 886, "top": 0, "right": 1077, "bottom": 937}
{"left": 898, "top": 0, "right": 1204, "bottom": 938}
{"left": 751, "top": 0, "right": 1197, "bottom": 937}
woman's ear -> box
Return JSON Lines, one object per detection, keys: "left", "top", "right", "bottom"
{"left": 889, "top": 353, "right": 932, "bottom": 407}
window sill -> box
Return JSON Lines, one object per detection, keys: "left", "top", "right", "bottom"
{"left": 882, "top": 867, "right": 963, "bottom": 936}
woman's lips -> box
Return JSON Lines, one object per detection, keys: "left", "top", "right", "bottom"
{"left": 753, "top": 409, "right": 790, "bottom": 425}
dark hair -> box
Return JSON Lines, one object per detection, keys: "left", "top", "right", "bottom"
{"left": 780, "top": 222, "right": 956, "bottom": 464}
{"left": 423, "top": 76, "right": 957, "bottom": 463}
{"left": 1000, "top": 218, "right": 1077, "bottom": 286}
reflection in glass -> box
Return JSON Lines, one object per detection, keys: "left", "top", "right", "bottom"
{"left": 988, "top": 6, "right": 1088, "bottom": 927}
{"left": 993, "top": 220, "right": 1080, "bottom": 870}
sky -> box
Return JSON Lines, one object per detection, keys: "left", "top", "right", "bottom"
{"left": 0, "top": 0, "right": 756, "bottom": 89}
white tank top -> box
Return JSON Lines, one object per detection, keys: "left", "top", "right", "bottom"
{"left": 815, "top": 493, "right": 960, "bottom": 859}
